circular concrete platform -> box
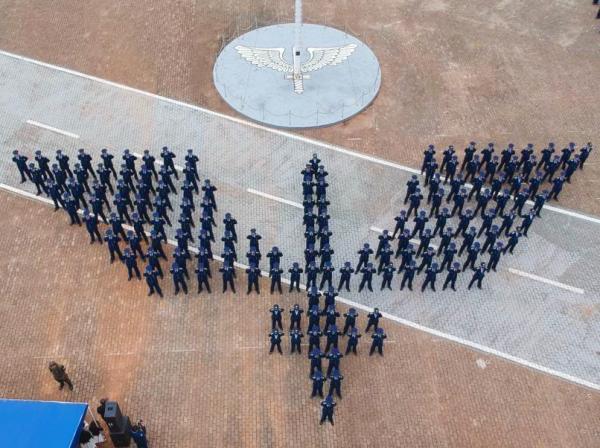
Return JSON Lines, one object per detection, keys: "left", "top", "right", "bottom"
{"left": 213, "top": 23, "right": 381, "bottom": 129}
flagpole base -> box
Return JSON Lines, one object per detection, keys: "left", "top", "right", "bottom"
{"left": 213, "top": 23, "right": 381, "bottom": 129}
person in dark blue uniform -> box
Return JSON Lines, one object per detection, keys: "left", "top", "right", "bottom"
{"left": 109, "top": 212, "right": 128, "bottom": 242}
{"left": 450, "top": 188, "right": 467, "bottom": 217}
{"left": 56, "top": 149, "right": 74, "bottom": 177}
{"left": 460, "top": 142, "right": 476, "bottom": 173}
{"left": 290, "top": 328, "right": 304, "bottom": 354}
{"left": 220, "top": 265, "right": 236, "bottom": 293}
{"left": 377, "top": 245, "right": 393, "bottom": 275}
{"left": 97, "top": 163, "right": 114, "bottom": 195}
{"left": 270, "top": 265, "right": 284, "bottom": 294}
{"left": 411, "top": 210, "right": 429, "bottom": 238}
{"left": 83, "top": 209, "right": 102, "bottom": 243}
{"left": 459, "top": 227, "right": 477, "bottom": 257}
{"left": 123, "top": 248, "right": 141, "bottom": 280}
{"left": 398, "top": 244, "right": 416, "bottom": 273}
{"left": 394, "top": 229, "right": 411, "bottom": 259}
{"left": 100, "top": 148, "right": 117, "bottom": 178}
{"left": 392, "top": 210, "right": 408, "bottom": 238}
{"left": 12, "top": 150, "right": 32, "bottom": 183}
{"left": 468, "top": 262, "right": 487, "bottom": 290}
{"left": 325, "top": 323, "right": 341, "bottom": 352}
{"left": 63, "top": 192, "right": 81, "bottom": 226}
{"left": 417, "top": 247, "right": 435, "bottom": 274}
{"left": 421, "top": 262, "right": 442, "bottom": 292}
{"left": 345, "top": 327, "right": 361, "bottom": 355}
{"left": 358, "top": 262, "right": 376, "bottom": 292}
{"left": 326, "top": 347, "right": 343, "bottom": 377}
{"left": 356, "top": 243, "right": 373, "bottom": 272}
{"left": 320, "top": 395, "right": 336, "bottom": 426}
{"left": 416, "top": 229, "right": 433, "bottom": 257}
{"left": 429, "top": 186, "right": 444, "bottom": 218}
{"left": 404, "top": 175, "right": 419, "bottom": 204}
{"left": 308, "top": 326, "right": 323, "bottom": 354}
{"left": 328, "top": 368, "right": 343, "bottom": 399}
{"left": 144, "top": 265, "right": 163, "bottom": 298}
{"left": 289, "top": 304, "right": 304, "bottom": 330}
{"left": 504, "top": 228, "right": 522, "bottom": 255}
{"left": 369, "top": 327, "right": 387, "bottom": 356}
{"left": 34, "top": 149, "right": 53, "bottom": 180}
{"left": 421, "top": 144, "right": 436, "bottom": 174}
{"left": 170, "top": 260, "right": 188, "bottom": 295}
{"left": 245, "top": 265, "right": 261, "bottom": 294}
{"left": 380, "top": 263, "right": 396, "bottom": 290}
{"left": 440, "top": 242, "right": 457, "bottom": 271}
{"left": 406, "top": 188, "right": 424, "bottom": 218}
{"left": 77, "top": 148, "right": 96, "bottom": 180}
{"left": 520, "top": 210, "right": 535, "bottom": 237}
{"left": 487, "top": 242, "right": 504, "bottom": 272}
{"left": 463, "top": 241, "right": 481, "bottom": 270}
{"left": 104, "top": 229, "right": 122, "bottom": 263}
{"left": 440, "top": 145, "right": 455, "bottom": 175}
{"left": 311, "top": 370, "right": 326, "bottom": 398}
{"left": 160, "top": 146, "right": 178, "bottom": 179}
{"left": 185, "top": 148, "right": 200, "bottom": 180}
{"left": 268, "top": 329, "right": 284, "bottom": 354}
{"left": 306, "top": 261, "right": 319, "bottom": 288}
{"left": 287, "top": 262, "right": 303, "bottom": 292}
{"left": 146, "top": 247, "right": 164, "bottom": 279}
{"left": 319, "top": 261, "right": 335, "bottom": 290}
{"left": 47, "top": 179, "right": 65, "bottom": 210}
{"left": 195, "top": 262, "right": 211, "bottom": 293}
{"left": 29, "top": 163, "right": 48, "bottom": 195}
{"left": 442, "top": 262, "right": 461, "bottom": 291}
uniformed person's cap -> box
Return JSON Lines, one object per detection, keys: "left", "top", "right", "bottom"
{"left": 78, "top": 148, "right": 84, "bottom": 153}
{"left": 35, "top": 149, "right": 42, "bottom": 155}
{"left": 470, "top": 141, "right": 476, "bottom": 145}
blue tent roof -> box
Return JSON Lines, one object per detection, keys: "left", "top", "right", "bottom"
{"left": 0, "top": 399, "right": 87, "bottom": 448}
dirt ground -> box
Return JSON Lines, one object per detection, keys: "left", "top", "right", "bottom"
{"left": 0, "top": 0, "right": 599, "bottom": 214}
{"left": 0, "top": 190, "right": 599, "bottom": 447}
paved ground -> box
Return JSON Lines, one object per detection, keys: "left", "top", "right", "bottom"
{"left": 1, "top": 54, "right": 600, "bottom": 389}
{"left": 1, "top": 189, "right": 599, "bottom": 447}
{"left": 0, "top": 0, "right": 598, "bottom": 214}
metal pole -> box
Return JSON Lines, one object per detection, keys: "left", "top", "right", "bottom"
{"left": 294, "top": 0, "right": 302, "bottom": 49}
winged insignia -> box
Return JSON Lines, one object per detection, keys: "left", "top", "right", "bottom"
{"left": 235, "top": 44, "right": 357, "bottom": 94}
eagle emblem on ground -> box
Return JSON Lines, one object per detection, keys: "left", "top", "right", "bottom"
{"left": 235, "top": 44, "right": 357, "bottom": 94}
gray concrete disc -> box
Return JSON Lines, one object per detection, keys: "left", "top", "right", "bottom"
{"left": 213, "top": 23, "right": 381, "bottom": 128}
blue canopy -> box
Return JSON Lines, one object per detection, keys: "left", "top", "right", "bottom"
{"left": 0, "top": 399, "right": 87, "bottom": 448}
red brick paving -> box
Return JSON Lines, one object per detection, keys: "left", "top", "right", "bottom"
{"left": 0, "top": 1, "right": 598, "bottom": 215}
{"left": 1, "top": 189, "right": 599, "bottom": 447}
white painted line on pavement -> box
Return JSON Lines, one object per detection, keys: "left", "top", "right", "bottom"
{"left": 132, "top": 152, "right": 184, "bottom": 172}
{"left": 371, "top": 225, "right": 584, "bottom": 293}
{"left": 0, "top": 183, "right": 55, "bottom": 205}
{"left": 26, "top": 120, "right": 80, "bottom": 139}
{"left": 5, "top": 50, "right": 600, "bottom": 225}
{"left": 247, "top": 188, "right": 303, "bottom": 209}
{"left": 508, "top": 268, "right": 584, "bottom": 294}
{"left": 1, "top": 181, "right": 599, "bottom": 392}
